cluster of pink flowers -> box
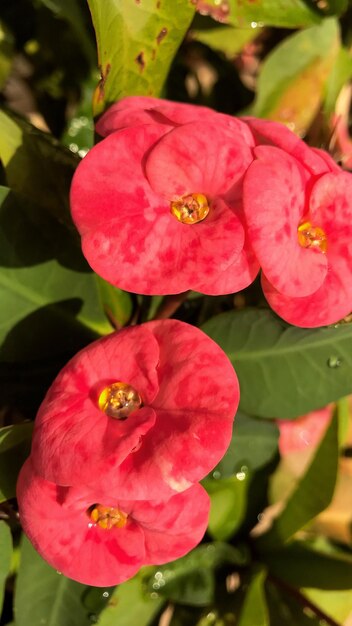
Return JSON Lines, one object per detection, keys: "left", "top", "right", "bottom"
{"left": 70, "top": 97, "right": 352, "bottom": 328}
{"left": 17, "top": 320, "right": 239, "bottom": 586}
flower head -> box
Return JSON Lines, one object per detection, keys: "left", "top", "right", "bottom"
{"left": 70, "top": 97, "right": 259, "bottom": 295}
{"left": 243, "top": 138, "right": 352, "bottom": 327}
{"left": 31, "top": 319, "right": 239, "bottom": 499}
{"left": 17, "top": 459, "right": 210, "bottom": 587}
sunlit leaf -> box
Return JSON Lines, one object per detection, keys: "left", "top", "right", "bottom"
{"left": 252, "top": 18, "right": 339, "bottom": 135}
{"left": 87, "top": 0, "right": 195, "bottom": 116}
{"left": 204, "top": 476, "right": 248, "bottom": 540}
{"left": 202, "top": 309, "right": 352, "bottom": 418}
{"left": 324, "top": 46, "right": 352, "bottom": 116}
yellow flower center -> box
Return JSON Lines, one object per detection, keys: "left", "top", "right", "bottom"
{"left": 170, "top": 193, "right": 209, "bottom": 224}
{"left": 297, "top": 221, "right": 327, "bottom": 253}
{"left": 98, "top": 382, "right": 142, "bottom": 419}
{"left": 89, "top": 504, "right": 128, "bottom": 530}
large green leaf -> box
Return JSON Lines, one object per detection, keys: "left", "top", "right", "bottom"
{"left": 237, "top": 570, "right": 269, "bottom": 626}
{"left": 252, "top": 18, "right": 339, "bottom": 135}
{"left": 87, "top": 0, "right": 195, "bottom": 116}
{"left": 0, "top": 522, "right": 12, "bottom": 614}
{"left": 202, "top": 309, "right": 352, "bottom": 418}
{"left": 0, "top": 424, "right": 33, "bottom": 502}
{"left": 14, "top": 536, "right": 91, "bottom": 626}
{"left": 324, "top": 46, "right": 352, "bottom": 115}
{"left": 257, "top": 413, "right": 339, "bottom": 549}
{"left": 97, "top": 570, "right": 164, "bottom": 626}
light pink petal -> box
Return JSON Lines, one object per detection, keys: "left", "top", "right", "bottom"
{"left": 31, "top": 327, "right": 160, "bottom": 485}
{"left": 278, "top": 406, "right": 333, "bottom": 455}
{"left": 131, "top": 484, "right": 210, "bottom": 563}
{"left": 96, "top": 320, "right": 239, "bottom": 499}
{"left": 311, "top": 148, "right": 341, "bottom": 173}
{"left": 17, "top": 459, "right": 145, "bottom": 587}
{"left": 146, "top": 120, "right": 253, "bottom": 199}
{"left": 243, "top": 117, "right": 331, "bottom": 176}
{"left": 243, "top": 146, "right": 328, "bottom": 297}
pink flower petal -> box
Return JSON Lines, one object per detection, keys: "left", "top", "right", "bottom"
{"left": 17, "top": 459, "right": 145, "bottom": 587}
{"left": 244, "top": 117, "right": 332, "bottom": 176}
{"left": 31, "top": 326, "right": 160, "bottom": 485}
{"left": 71, "top": 124, "right": 248, "bottom": 295}
{"left": 96, "top": 320, "right": 239, "bottom": 499}
{"left": 278, "top": 406, "right": 332, "bottom": 455}
{"left": 146, "top": 120, "right": 253, "bottom": 199}
{"left": 243, "top": 146, "right": 328, "bottom": 297}
{"left": 133, "top": 484, "right": 210, "bottom": 563}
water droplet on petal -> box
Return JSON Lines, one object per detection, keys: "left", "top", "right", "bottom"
{"left": 327, "top": 356, "right": 342, "bottom": 368}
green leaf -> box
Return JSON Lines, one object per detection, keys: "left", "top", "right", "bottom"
{"left": 0, "top": 522, "right": 12, "bottom": 614}
{"left": 0, "top": 425, "right": 33, "bottom": 502}
{"left": 228, "top": 0, "right": 322, "bottom": 27}
{"left": 0, "top": 22, "right": 13, "bottom": 90}
{"left": 97, "top": 570, "right": 164, "bottom": 626}
{"left": 14, "top": 536, "right": 91, "bottom": 626}
{"left": 96, "top": 276, "right": 133, "bottom": 328}
{"left": 87, "top": 0, "right": 195, "bottom": 116}
{"left": 238, "top": 570, "right": 269, "bottom": 626}
{"left": 257, "top": 412, "right": 338, "bottom": 549}
{"left": 264, "top": 541, "right": 352, "bottom": 590}
{"left": 252, "top": 18, "right": 339, "bottom": 135}
{"left": 191, "top": 22, "right": 256, "bottom": 57}
{"left": 324, "top": 46, "right": 352, "bottom": 115}
{"left": 266, "top": 579, "right": 322, "bottom": 626}
{"left": 146, "top": 543, "right": 249, "bottom": 607}
{"left": 202, "top": 308, "right": 352, "bottom": 418}
{"left": 214, "top": 412, "right": 279, "bottom": 477}
{"left": 304, "top": 587, "right": 352, "bottom": 624}
{"left": 204, "top": 476, "right": 248, "bottom": 540}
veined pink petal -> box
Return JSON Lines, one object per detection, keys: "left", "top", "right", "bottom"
{"left": 31, "top": 326, "right": 160, "bottom": 485}
{"left": 243, "top": 146, "right": 328, "bottom": 297}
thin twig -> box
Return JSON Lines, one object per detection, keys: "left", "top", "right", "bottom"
{"left": 153, "top": 292, "right": 190, "bottom": 320}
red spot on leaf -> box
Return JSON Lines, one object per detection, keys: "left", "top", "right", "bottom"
{"left": 157, "top": 27, "right": 168, "bottom": 45}
{"left": 135, "top": 52, "right": 145, "bottom": 71}
{"left": 97, "top": 63, "right": 111, "bottom": 102}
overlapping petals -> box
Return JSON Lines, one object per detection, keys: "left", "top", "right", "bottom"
{"left": 31, "top": 319, "right": 239, "bottom": 499}
{"left": 17, "top": 459, "right": 210, "bottom": 587}
{"left": 243, "top": 141, "right": 352, "bottom": 327}
{"left": 71, "top": 99, "right": 259, "bottom": 295}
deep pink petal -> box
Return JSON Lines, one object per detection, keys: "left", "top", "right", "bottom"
{"left": 311, "top": 148, "right": 341, "bottom": 173}
{"left": 31, "top": 327, "right": 160, "bottom": 485}
{"left": 243, "top": 117, "right": 332, "bottom": 176}
{"left": 132, "top": 484, "right": 210, "bottom": 563}
{"left": 243, "top": 146, "right": 328, "bottom": 297}
{"left": 146, "top": 121, "right": 253, "bottom": 199}
{"left": 96, "top": 320, "right": 239, "bottom": 499}
{"left": 278, "top": 406, "right": 332, "bottom": 455}
{"left": 17, "top": 459, "right": 145, "bottom": 587}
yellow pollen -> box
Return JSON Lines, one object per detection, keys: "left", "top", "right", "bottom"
{"left": 98, "top": 382, "right": 142, "bottom": 419}
{"left": 89, "top": 505, "right": 128, "bottom": 530}
{"left": 297, "top": 221, "right": 327, "bottom": 254}
{"left": 170, "top": 193, "right": 209, "bottom": 224}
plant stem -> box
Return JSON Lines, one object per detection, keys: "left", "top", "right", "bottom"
{"left": 153, "top": 292, "right": 190, "bottom": 320}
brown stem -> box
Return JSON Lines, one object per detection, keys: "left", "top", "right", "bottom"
{"left": 268, "top": 574, "right": 341, "bottom": 626}
{"left": 153, "top": 292, "right": 190, "bottom": 320}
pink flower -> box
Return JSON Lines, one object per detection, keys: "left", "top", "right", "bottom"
{"left": 17, "top": 458, "right": 210, "bottom": 587}
{"left": 278, "top": 406, "right": 332, "bottom": 456}
{"left": 70, "top": 97, "right": 259, "bottom": 295}
{"left": 31, "top": 319, "right": 239, "bottom": 499}
{"left": 243, "top": 125, "right": 352, "bottom": 327}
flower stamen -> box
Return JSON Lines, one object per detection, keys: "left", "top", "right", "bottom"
{"left": 297, "top": 220, "right": 327, "bottom": 253}
{"left": 89, "top": 504, "right": 128, "bottom": 530}
{"left": 98, "top": 382, "right": 142, "bottom": 419}
{"left": 170, "top": 193, "right": 209, "bottom": 224}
